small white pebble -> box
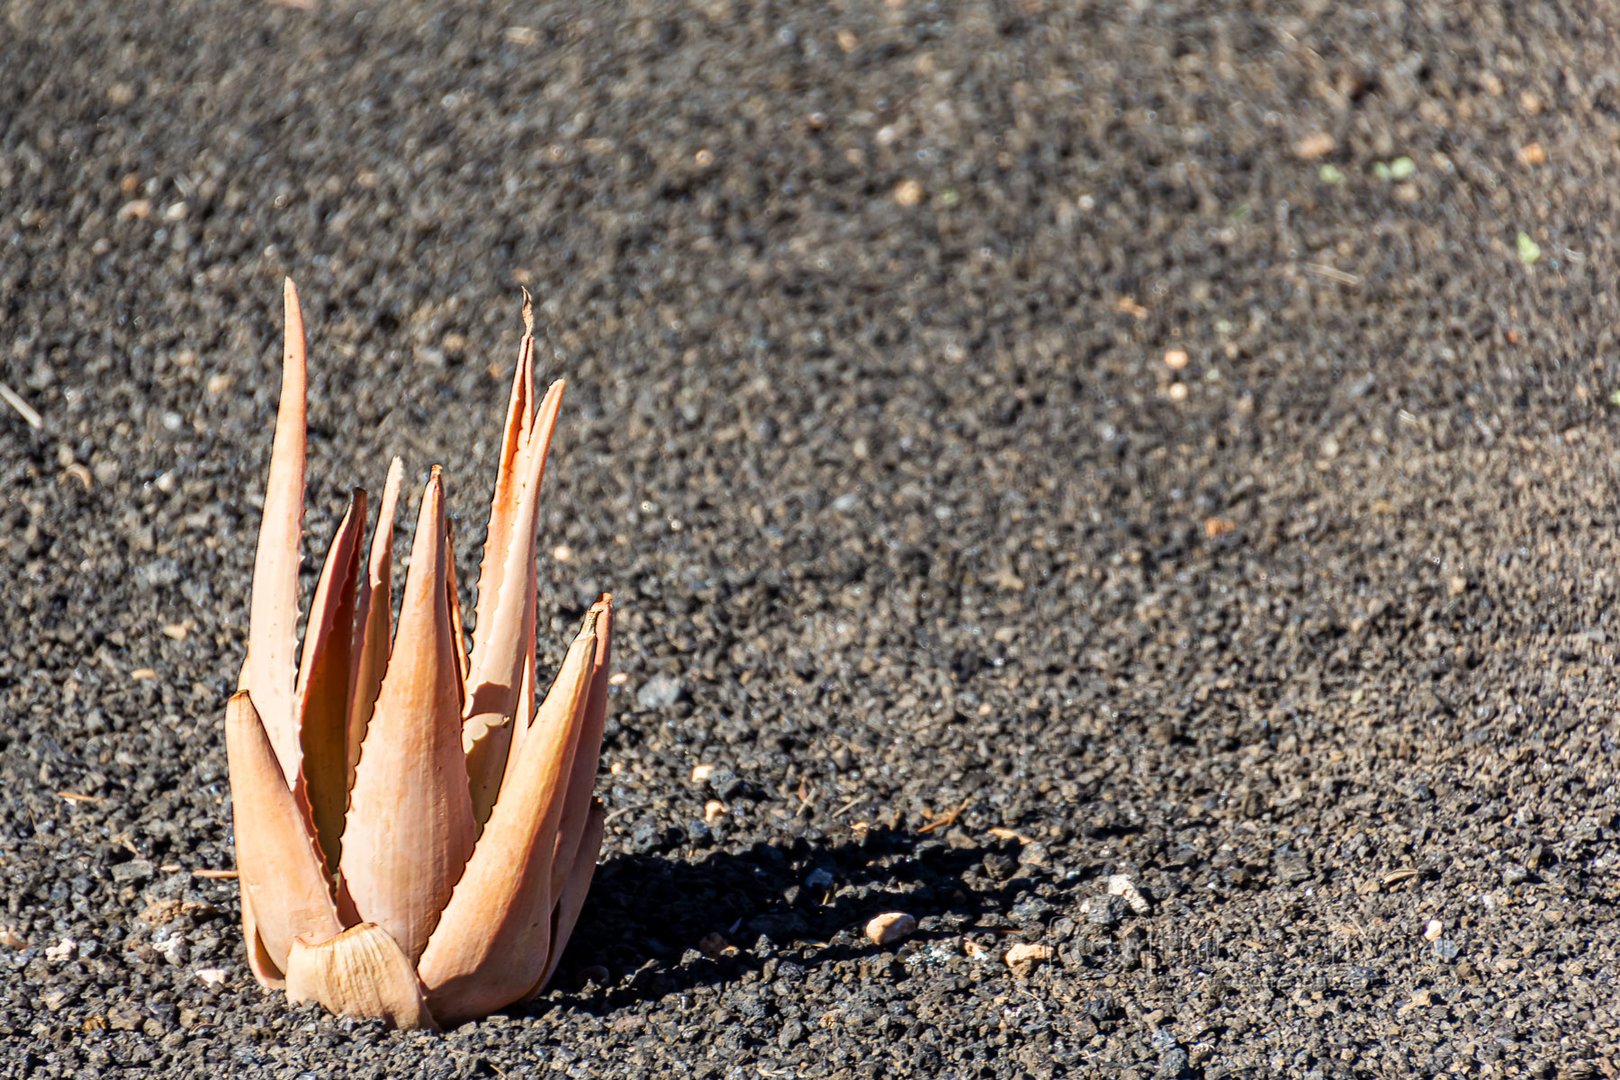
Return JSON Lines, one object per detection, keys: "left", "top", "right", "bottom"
{"left": 690, "top": 764, "right": 716, "bottom": 784}
{"left": 1107, "top": 874, "right": 1152, "bottom": 914}
{"left": 196, "top": 967, "right": 229, "bottom": 988}
{"left": 152, "top": 931, "right": 188, "bottom": 966}
{"left": 865, "top": 912, "right": 917, "bottom": 947}
{"left": 1423, "top": 919, "right": 1443, "bottom": 941}
{"left": 45, "top": 938, "right": 77, "bottom": 963}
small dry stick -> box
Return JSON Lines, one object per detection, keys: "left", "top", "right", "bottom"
{"left": 917, "top": 796, "right": 971, "bottom": 835}
{"left": 0, "top": 383, "right": 42, "bottom": 429}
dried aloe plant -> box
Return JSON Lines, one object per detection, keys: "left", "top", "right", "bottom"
{"left": 228, "top": 280, "right": 612, "bottom": 1029}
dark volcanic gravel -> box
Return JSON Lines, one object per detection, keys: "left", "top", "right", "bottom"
{"left": 3, "top": 2, "right": 1620, "bottom": 1077}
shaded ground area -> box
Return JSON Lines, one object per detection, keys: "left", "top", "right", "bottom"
{"left": 2, "top": 1, "right": 1618, "bottom": 1075}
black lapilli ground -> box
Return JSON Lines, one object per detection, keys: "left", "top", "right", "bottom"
{"left": 1, "top": 2, "right": 1617, "bottom": 1077}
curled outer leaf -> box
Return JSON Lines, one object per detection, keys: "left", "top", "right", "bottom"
{"left": 286, "top": 922, "right": 437, "bottom": 1031}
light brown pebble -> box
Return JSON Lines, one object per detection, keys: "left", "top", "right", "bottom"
{"left": 865, "top": 912, "right": 917, "bottom": 946}
{"left": 1004, "top": 942, "right": 1053, "bottom": 976}
{"left": 697, "top": 932, "right": 731, "bottom": 958}
{"left": 893, "top": 179, "right": 924, "bottom": 207}
{"left": 1164, "top": 348, "right": 1190, "bottom": 370}
{"left": 703, "top": 799, "right": 727, "bottom": 824}
{"left": 1295, "top": 132, "right": 1336, "bottom": 160}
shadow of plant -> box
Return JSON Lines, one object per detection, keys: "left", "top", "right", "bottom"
{"left": 525, "top": 824, "right": 1063, "bottom": 1014}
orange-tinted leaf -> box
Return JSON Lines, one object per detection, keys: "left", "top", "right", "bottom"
{"left": 296, "top": 491, "right": 366, "bottom": 872}
{"left": 464, "top": 380, "right": 564, "bottom": 724}
{"left": 549, "top": 597, "right": 612, "bottom": 895}
{"left": 225, "top": 691, "right": 342, "bottom": 976}
{"left": 417, "top": 609, "right": 597, "bottom": 1025}
{"left": 468, "top": 317, "right": 534, "bottom": 675}
{"left": 349, "top": 457, "right": 403, "bottom": 793}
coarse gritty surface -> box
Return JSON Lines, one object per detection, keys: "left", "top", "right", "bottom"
{"left": 2, "top": 1, "right": 1618, "bottom": 1076}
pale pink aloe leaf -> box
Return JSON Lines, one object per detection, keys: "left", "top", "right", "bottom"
{"left": 339, "top": 469, "right": 476, "bottom": 964}
{"left": 295, "top": 490, "right": 366, "bottom": 873}
{"left": 445, "top": 521, "right": 471, "bottom": 700}
{"left": 462, "top": 380, "right": 566, "bottom": 823}
{"left": 348, "top": 456, "right": 404, "bottom": 793}
{"left": 416, "top": 609, "right": 599, "bottom": 1026}
{"left": 285, "top": 922, "right": 437, "bottom": 1030}
{"left": 548, "top": 596, "right": 613, "bottom": 897}
{"left": 240, "top": 278, "right": 308, "bottom": 785}
{"left": 225, "top": 691, "right": 342, "bottom": 979}
{"left": 468, "top": 305, "right": 535, "bottom": 675}
{"left": 534, "top": 798, "right": 605, "bottom": 996}
{"left": 511, "top": 540, "right": 544, "bottom": 767}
